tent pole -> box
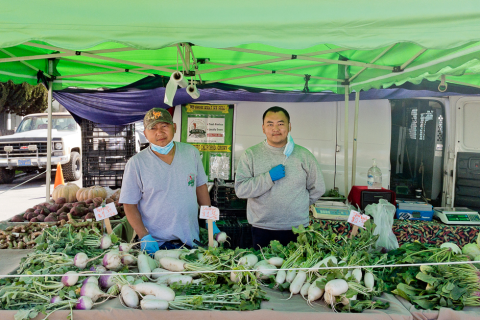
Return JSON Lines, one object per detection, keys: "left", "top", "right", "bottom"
{"left": 351, "top": 91, "right": 360, "bottom": 187}
{"left": 344, "top": 85, "right": 349, "bottom": 198}
{"left": 45, "top": 59, "right": 54, "bottom": 202}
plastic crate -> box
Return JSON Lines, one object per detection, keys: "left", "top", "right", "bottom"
{"left": 83, "top": 156, "right": 128, "bottom": 176}
{"left": 216, "top": 219, "right": 241, "bottom": 249}
{"left": 81, "top": 121, "right": 136, "bottom": 158}
{"left": 237, "top": 218, "right": 252, "bottom": 249}
{"left": 83, "top": 174, "right": 124, "bottom": 189}
{"left": 211, "top": 179, "right": 247, "bottom": 219}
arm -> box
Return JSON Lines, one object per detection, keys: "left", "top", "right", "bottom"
{"left": 306, "top": 155, "right": 326, "bottom": 205}
{"left": 124, "top": 204, "right": 149, "bottom": 239}
{"left": 196, "top": 184, "right": 211, "bottom": 206}
{"left": 234, "top": 151, "right": 274, "bottom": 199}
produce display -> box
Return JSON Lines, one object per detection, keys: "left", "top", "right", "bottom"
{"left": 8, "top": 186, "right": 124, "bottom": 224}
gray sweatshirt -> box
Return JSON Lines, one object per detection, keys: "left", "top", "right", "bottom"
{"left": 235, "top": 141, "right": 326, "bottom": 230}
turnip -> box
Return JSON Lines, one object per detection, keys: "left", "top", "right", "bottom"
{"left": 286, "top": 270, "right": 297, "bottom": 283}
{"left": 230, "top": 271, "right": 241, "bottom": 283}
{"left": 90, "top": 265, "right": 107, "bottom": 273}
{"left": 50, "top": 296, "right": 62, "bottom": 304}
{"left": 325, "top": 279, "right": 349, "bottom": 296}
{"left": 300, "top": 282, "right": 311, "bottom": 300}
{"left": 103, "top": 251, "right": 122, "bottom": 270}
{"left": 119, "top": 242, "right": 137, "bottom": 253}
{"left": 324, "top": 291, "right": 335, "bottom": 305}
{"left": 129, "top": 283, "right": 175, "bottom": 301}
{"left": 80, "top": 282, "right": 113, "bottom": 302}
{"left": 256, "top": 264, "right": 277, "bottom": 280}
{"left": 268, "top": 257, "right": 284, "bottom": 267}
{"left": 82, "top": 277, "right": 98, "bottom": 286}
{"left": 364, "top": 272, "right": 375, "bottom": 291}
{"left": 99, "top": 271, "right": 116, "bottom": 289}
{"left": 215, "top": 232, "right": 229, "bottom": 245}
{"left": 167, "top": 275, "right": 193, "bottom": 285}
{"left": 62, "top": 271, "right": 79, "bottom": 287}
{"left": 137, "top": 253, "right": 152, "bottom": 275}
{"left": 151, "top": 268, "right": 169, "bottom": 279}
{"left": 238, "top": 254, "right": 258, "bottom": 268}
{"left": 121, "top": 285, "right": 139, "bottom": 308}
{"left": 307, "top": 282, "right": 324, "bottom": 305}
{"left": 121, "top": 255, "right": 136, "bottom": 266}
{"left": 352, "top": 268, "right": 362, "bottom": 283}
{"left": 100, "top": 235, "right": 112, "bottom": 249}
{"left": 74, "top": 252, "right": 103, "bottom": 270}
{"left": 140, "top": 298, "right": 169, "bottom": 310}
{"left": 341, "top": 296, "right": 350, "bottom": 306}
{"left": 75, "top": 296, "right": 94, "bottom": 310}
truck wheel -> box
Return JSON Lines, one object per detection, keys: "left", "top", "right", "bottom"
{"left": 0, "top": 168, "right": 15, "bottom": 184}
{"left": 62, "top": 151, "right": 81, "bottom": 181}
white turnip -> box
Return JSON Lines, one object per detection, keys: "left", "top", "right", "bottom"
{"left": 325, "top": 279, "right": 348, "bottom": 296}
{"left": 75, "top": 296, "right": 94, "bottom": 310}
{"left": 103, "top": 251, "right": 122, "bottom": 270}
{"left": 238, "top": 254, "right": 258, "bottom": 267}
{"left": 61, "top": 271, "right": 79, "bottom": 287}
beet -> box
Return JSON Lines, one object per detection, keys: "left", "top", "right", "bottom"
{"left": 84, "top": 212, "right": 95, "bottom": 221}
{"left": 30, "top": 218, "right": 39, "bottom": 222}
{"left": 44, "top": 214, "right": 58, "bottom": 222}
{"left": 23, "top": 212, "right": 29, "bottom": 219}
{"left": 74, "top": 207, "right": 86, "bottom": 215}
{"left": 34, "top": 209, "right": 41, "bottom": 215}
{"left": 47, "top": 204, "right": 60, "bottom": 212}
{"left": 25, "top": 208, "right": 35, "bottom": 213}
{"left": 85, "top": 199, "right": 93, "bottom": 204}
{"left": 73, "top": 202, "right": 86, "bottom": 207}
{"left": 105, "top": 198, "right": 114, "bottom": 204}
{"left": 58, "top": 214, "right": 68, "bottom": 221}
{"left": 114, "top": 201, "right": 119, "bottom": 206}
{"left": 11, "top": 215, "right": 24, "bottom": 222}
{"left": 55, "top": 197, "right": 66, "bottom": 205}
{"left": 26, "top": 212, "right": 36, "bottom": 220}
{"left": 40, "top": 208, "right": 50, "bottom": 215}
{"left": 36, "top": 214, "right": 46, "bottom": 222}
{"left": 63, "top": 203, "right": 74, "bottom": 209}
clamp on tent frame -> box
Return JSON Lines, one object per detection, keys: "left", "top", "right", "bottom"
{"left": 303, "top": 74, "right": 311, "bottom": 93}
{"left": 438, "top": 74, "right": 448, "bottom": 92}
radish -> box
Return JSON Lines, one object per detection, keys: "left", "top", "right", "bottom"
{"left": 324, "top": 291, "right": 335, "bottom": 305}
{"left": 275, "top": 269, "right": 287, "bottom": 285}
{"left": 75, "top": 296, "right": 94, "bottom": 310}
{"left": 167, "top": 275, "right": 193, "bottom": 285}
{"left": 62, "top": 271, "right": 79, "bottom": 287}
{"left": 155, "top": 274, "right": 174, "bottom": 285}
{"left": 256, "top": 264, "right": 277, "bottom": 279}
{"left": 99, "top": 271, "right": 116, "bottom": 289}
{"left": 121, "top": 285, "right": 139, "bottom": 308}
{"left": 300, "top": 282, "right": 311, "bottom": 300}
{"left": 50, "top": 296, "right": 62, "bottom": 304}
{"left": 147, "top": 254, "right": 159, "bottom": 270}
{"left": 141, "top": 298, "right": 169, "bottom": 310}
{"left": 151, "top": 268, "right": 169, "bottom": 279}
{"left": 341, "top": 296, "right": 350, "bottom": 306}
{"left": 325, "top": 279, "right": 349, "bottom": 296}
{"left": 352, "top": 268, "right": 362, "bottom": 283}
{"left": 268, "top": 257, "right": 284, "bottom": 267}
{"left": 137, "top": 253, "right": 152, "bottom": 275}
{"left": 364, "top": 272, "right": 375, "bottom": 291}
{"left": 100, "top": 235, "right": 112, "bottom": 249}
{"left": 286, "top": 270, "right": 297, "bottom": 283}
{"left": 129, "top": 283, "right": 175, "bottom": 301}
{"left": 238, "top": 254, "right": 258, "bottom": 267}
{"left": 230, "top": 271, "right": 241, "bottom": 283}
{"left": 159, "top": 257, "right": 186, "bottom": 272}
{"left": 154, "top": 249, "right": 184, "bottom": 261}
{"left": 307, "top": 282, "right": 324, "bottom": 305}
{"left": 254, "top": 260, "right": 270, "bottom": 269}
{"left": 289, "top": 271, "right": 307, "bottom": 295}
{"left": 121, "top": 255, "right": 136, "bottom": 266}
{"left": 103, "top": 251, "right": 122, "bottom": 270}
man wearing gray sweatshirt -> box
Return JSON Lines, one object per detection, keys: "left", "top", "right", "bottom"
{"left": 235, "top": 106, "right": 326, "bottom": 248}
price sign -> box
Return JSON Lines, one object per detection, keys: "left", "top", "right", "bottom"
{"left": 94, "top": 202, "right": 118, "bottom": 221}
{"left": 199, "top": 206, "right": 220, "bottom": 221}
{"left": 347, "top": 210, "right": 370, "bottom": 228}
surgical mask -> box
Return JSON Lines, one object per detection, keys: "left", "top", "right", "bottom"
{"left": 283, "top": 133, "right": 295, "bottom": 162}
{"left": 151, "top": 140, "right": 174, "bottom": 154}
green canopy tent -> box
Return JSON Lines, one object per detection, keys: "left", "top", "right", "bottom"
{"left": 1, "top": 0, "right": 480, "bottom": 198}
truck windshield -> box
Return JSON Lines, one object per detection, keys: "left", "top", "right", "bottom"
{"left": 16, "top": 116, "right": 77, "bottom": 133}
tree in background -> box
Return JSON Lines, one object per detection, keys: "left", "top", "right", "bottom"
{"left": 0, "top": 80, "right": 48, "bottom": 116}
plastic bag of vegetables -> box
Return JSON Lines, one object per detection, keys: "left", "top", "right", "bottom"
{"left": 365, "top": 199, "right": 398, "bottom": 251}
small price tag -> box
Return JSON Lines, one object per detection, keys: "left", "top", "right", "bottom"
{"left": 347, "top": 210, "right": 370, "bottom": 228}
{"left": 93, "top": 202, "right": 118, "bottom": 221}
{"left": 199, "top": 206, "right": 220, "bottom": 221}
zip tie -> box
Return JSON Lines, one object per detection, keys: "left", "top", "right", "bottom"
{"left": 2, "top": 259, "right": 479, "bottom": 278}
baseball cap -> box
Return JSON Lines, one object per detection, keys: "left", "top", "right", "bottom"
{"left": 144, "top": 108, "right": 174, "bottom": 129}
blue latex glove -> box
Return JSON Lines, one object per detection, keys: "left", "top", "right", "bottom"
{"left": 269, "top": 164, "right": 285, "bottom": 182}
{"left": 141, "top": 234, "right": 159, "bottom": 256}
{"left": 206, "top": 221, "right": 221, "bottom": 235}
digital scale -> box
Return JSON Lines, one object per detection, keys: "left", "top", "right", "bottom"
{"left": 311, "top": 201, "right": 350, "bottom": 220}
{"left": 433, "top": 207, "right": 480, "bottom": 225}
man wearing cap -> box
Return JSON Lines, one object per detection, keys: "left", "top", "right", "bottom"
{"left": 235, "top": 106, "right": 326, "bottom": 249}
{"left": 120, "top": 108, "right": 213, "bottom": 255}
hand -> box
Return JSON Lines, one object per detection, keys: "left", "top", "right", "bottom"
{"left": 269, "top": 164, "right": 285, "bottom": 182}
{"left": 141, "top": 234, "right": 159, "bottom": 256}
{"left": 207, "top": 221, "right": 221, "bottom": 235}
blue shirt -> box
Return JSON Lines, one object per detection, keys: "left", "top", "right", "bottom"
{"left": 119, "top": 142, "right": 207, "bottom": 247}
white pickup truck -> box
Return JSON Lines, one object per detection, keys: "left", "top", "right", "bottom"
{"left": 0, "top": 112, "right": 82, "bottom": 183}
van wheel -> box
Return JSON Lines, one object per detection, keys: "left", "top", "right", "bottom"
{"left": 62, "top": 152, "right": 81, "bottom": 181}
{"left": 0, "top": 168, "right": 15, "bottom": 184}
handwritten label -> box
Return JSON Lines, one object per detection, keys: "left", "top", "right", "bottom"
{"left": 94, "top": 202, "right": 118, "bottom": 221}
{"left": 347, "top": 210, "right": 370, "bottom": 228}
{"left": 199, "top": 206, "right": 220, "bottom": 221}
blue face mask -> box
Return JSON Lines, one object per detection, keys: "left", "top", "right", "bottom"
{"left": 283, "top": 133, "right": 295, "bottom": 161}
{"left": 151, "top": 140, "right": 174, "bottom": 154}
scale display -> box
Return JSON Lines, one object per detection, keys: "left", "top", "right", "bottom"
{"left": 434, "top": 207, "right": 480, "bottom": 225}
